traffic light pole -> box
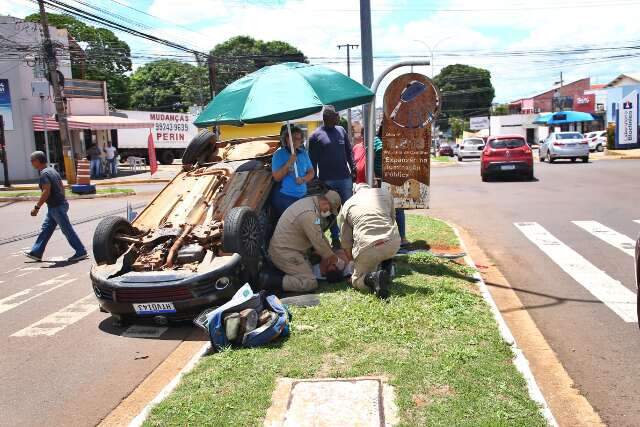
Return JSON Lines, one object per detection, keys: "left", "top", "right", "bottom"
{"left": 38, "top": 0, "right": 75, "bottom": 183}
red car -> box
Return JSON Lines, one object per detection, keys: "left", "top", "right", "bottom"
{"left": 481, "top": 134, "right": 534, "bottom": 182}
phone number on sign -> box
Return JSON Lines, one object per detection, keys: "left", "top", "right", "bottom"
{"left": 155, "top": 122, "right": 190, "bottom": 132}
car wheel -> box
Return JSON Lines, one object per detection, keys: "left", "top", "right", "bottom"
{"left": 547, "top": 152, "right": 554, "bottom": 163}
{"left": 481, "top": 173, "right": 488, "bottom": 182}
{"left": 527, "top": 170, "right": 534, "bottom": 181}
{"left": 159, "top": 150, "right": 175, "bottom": 165}
{"left": 182, "top": 130, "right": 215, "bottom": 165}
{"left": 93, "top": 216, "right": 135, "bottom": 265}
{"left": 457, "top": 155, "right": 462, "bottom": 161}
{"left": 571, "top": 157, "right": 576, "bottom": 162}
{"left": 596, "top": 144, "right": 604, "bottom": 152}
{"left": 223, "top": 207, "right": 263, "bottom": 259}
{"left": 582, "top": 156, "right": 589, "bottom": 163}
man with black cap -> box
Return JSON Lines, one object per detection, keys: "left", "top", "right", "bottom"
{"left": 263, "top": 190, "right": 342, "bottom": 294}
{"left": 309, "top": 105, "right": 355, "bottom": 249}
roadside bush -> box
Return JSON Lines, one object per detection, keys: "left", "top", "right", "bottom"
{"left": 607, "top": 123, "right": 616, "bottom": 150}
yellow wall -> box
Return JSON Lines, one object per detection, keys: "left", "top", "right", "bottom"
{"left": 219, "top": 121, "right": 321, "bottom": 141}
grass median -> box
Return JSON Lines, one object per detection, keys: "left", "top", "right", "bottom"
{"left": 0, "top": 187, "right": 134, "bottom": 198}
{"left": 144, "top": 214, "right": 546, "bottom": 426}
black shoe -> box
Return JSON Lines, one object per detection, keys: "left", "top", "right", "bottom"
{"left": 364, "top": 270, "right": 390, "bottom": 299}
{"left": 258, "top": 270, "right": 284, "bottom": 295}
{"left": 67, "top": 252, "right": 88, "bottom": 262}
{"left": 331, "top": 238, "right": 342, "bottom": 250}
{"left": 380, "top": 259, "right": 394, "bottom": 277}
{"left": 23, "top": 251, "right": 42, "bottom": 262}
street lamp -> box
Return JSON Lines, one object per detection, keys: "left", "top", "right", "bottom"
{"left": 412, "top": 36, "right": 453, "bottom": 78}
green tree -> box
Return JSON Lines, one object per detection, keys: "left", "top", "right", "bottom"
{"left": 25, "top": 13, "right": 132, "bottom": 108}
{"left": 210, "top": 35, "right": 306, "bottom": 94}
{"left": 491, "top": 103, "right": 510, "bottom": 116}
{"left": 449, "top": 117, "right": 465, "bottom": 139}
{"left": 434, "top": 64, "right": 495, "bottom": 118}
{"left": 129, "top": 59, "right": 207, "bottom": 112}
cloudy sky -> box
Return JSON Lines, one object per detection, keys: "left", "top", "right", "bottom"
{"left": 3, "top": 0, "right": 640, "bottom": 103}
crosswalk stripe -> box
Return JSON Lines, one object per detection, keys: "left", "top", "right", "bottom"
{"left": 572, "top": 221, "right": 636, "bottom": 257}
{"left": 0, "top": 274, "right": 76, "bottom": 315}
{"left": 11, "top": 294, "right": 98, "bottom": 337}
{"left": 515, "top": 222, "right": 638, "bottom": 323}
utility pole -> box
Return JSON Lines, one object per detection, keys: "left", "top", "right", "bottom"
{"left": 360, "top": 0, "right": 374, "bottom": 140}
{"left": 0, "top": 116, "right": 10, "bottom": 187}
{"left": 193, "top": 53, "right": 205, "bottom": 106}
{"left": 38, "top": 0, "right": 75, "bottom": 183}
{"left": 338, "top": 43, "right": 359, "bottom": 141}
{"left": 207, "top": 55, "right": 216, "bottom": 100}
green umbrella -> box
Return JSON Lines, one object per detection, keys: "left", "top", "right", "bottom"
{"left": 194, "top": 62, "right": 374, "bottom": 127}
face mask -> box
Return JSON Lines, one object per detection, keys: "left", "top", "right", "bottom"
{"left": 320, "top": 210, "right": 332, "bottom": 218}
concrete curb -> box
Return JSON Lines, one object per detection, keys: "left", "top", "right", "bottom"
{"left": 1, "top": 179, "right": 171, "bottom": 192}
{"left": 443, "top": 220, "right": 558, "bottom": 426}
{"left": 0, "top": 191, "right": 136, "bottom": 202}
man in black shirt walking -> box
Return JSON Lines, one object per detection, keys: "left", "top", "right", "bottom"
{"left": 24, "top": 151, "right": 87, "bottom": 262}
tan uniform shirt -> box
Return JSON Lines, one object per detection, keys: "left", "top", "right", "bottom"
{"left": 269, "top": 196, "right": 334, "bottom": 259}
{"left": 338, "top": 187, "right": 399, "bottom": 259}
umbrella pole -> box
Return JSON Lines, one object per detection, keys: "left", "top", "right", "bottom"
{"left": 287, "top": 121, "right": 299, "bottom": 177}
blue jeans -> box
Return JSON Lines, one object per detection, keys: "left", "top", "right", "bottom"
{"left": 271, "top": 190, "right": 300, "bottom": 219}
{"left": 90, "top": 159, "right": 101, "bottom": 178}
{"left": 30, "top": 201, "right": 86, "bottom": 258}
{"left": 396, "top": 208, "right": 406, "bottom": 240}
{"left": 323, "top": 177, "right": 353, "bottom": 241}
{"left": 107, "top": 158, "right": 117, "bottom": 177}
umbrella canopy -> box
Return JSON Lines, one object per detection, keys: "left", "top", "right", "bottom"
{"left": 194, "top": 62, "right": 375, "bottom": 127}
{"left": 534, "top": 111, "right": 594, "bottom": 125}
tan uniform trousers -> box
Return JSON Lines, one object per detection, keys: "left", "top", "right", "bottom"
{"left": 270, "top": 247, "right": 318, "bottom": 293}
{"left": 351, "top": 237, "right": 401, "bottom": 292}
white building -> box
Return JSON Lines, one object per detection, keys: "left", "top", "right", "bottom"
{"left": 490, "top": 113, "right": 549, "bottom": 145}
{"left": 0, "top": 16, "right": 150, "bottom": 183}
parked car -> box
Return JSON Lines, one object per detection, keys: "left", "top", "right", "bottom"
{"left": 585, "top": 130, "right": 606, "bottom": 152}
{"left": 457, "top": 137, "right": 485, "bottom": 161}
{"left": 438, "top": 143, "right": 454, "bottom": 157}
{"left": 481, "top": 134, "right": 534, "bottom": 181}
{"left": 90, "top": 132, "right": 284, "bottom": 325}
{"left": 539, "top": 132, "right": 589, "bottom": 163}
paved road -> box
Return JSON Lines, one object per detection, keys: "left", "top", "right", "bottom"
{"left": 0, "top": 195, "right": 202, "bottom": 427}
{"left": 429, "top": 158, "right": 640, "bottom": 426}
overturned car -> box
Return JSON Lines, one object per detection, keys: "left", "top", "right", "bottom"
{"left": 90, "top": 131, "right": 281, "bottom": 324}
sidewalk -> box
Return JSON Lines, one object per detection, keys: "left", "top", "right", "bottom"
{"left": 604, "top": 147, "right": 640, "bottom": 160}
{"left": 0, "top": 164, "right": 179, "bottom": 192}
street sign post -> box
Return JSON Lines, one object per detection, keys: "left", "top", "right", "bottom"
{"left": 381, "top": 73, "right": 440, "bottom": 209}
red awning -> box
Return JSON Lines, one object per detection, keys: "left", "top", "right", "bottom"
{"left": 32, "top": 115, "right": 153, "bottom": 131}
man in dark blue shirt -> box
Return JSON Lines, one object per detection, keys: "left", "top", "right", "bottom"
{"left": 24, "top": 151, "right": 87, "bottom": 262}
{"left": 309, "top": 105, "right": 355, "bottom": 248}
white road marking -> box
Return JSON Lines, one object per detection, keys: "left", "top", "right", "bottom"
{"left": 11, "top": 294, "right": 98, "bottom": 337}
{"left": 122, "top": 325, "right": 168, "bottom": 338}
{"left": 515, "top": 222, "right": 638, "bottom": 323}
{"left": 15, "top": 271, "right": 34, "bottom": 278}
{"left": 634, "top": 220, "right": 640, "bottom": 225}
{"left": 572, "top": 221, "right": 636, "bottom": 256}
{"left": 3, "top": 267, "right": 21, "bottom": 274}
{"left": 0, "top": 274, "right": 75, "bottom": 315}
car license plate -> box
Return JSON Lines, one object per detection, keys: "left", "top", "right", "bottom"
{"left": 133, "top": 302, "right": 176, "bottom": 315}
{"left": 501, "top": 165, "right": 516, "bottom": 171}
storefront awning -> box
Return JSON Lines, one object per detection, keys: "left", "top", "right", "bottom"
{"left": 32, "top": 115, "right": 153, "bottom": 131}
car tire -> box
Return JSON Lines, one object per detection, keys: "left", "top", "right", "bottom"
{"left": 527, "top": 170, "right": 534, "bottom": 181}
{"left": 596, "top": 144, "right": 604, "bottom": 152}
{"left": 93, "top": 216, "right": 135, "bottom": 265}
{"left": 582, "top": 156, "right": 589, "bottom": 163}
{"left": 571, "top": 157, "right": 576, "bottom": 162}
{"left": 547, "top": 152, "right": 554, "bottom": 163}
{"left": 457, "top": 155, "right": 462, "bottom": 161}
{"left": 481, "top": 173, "right": 488, "bottom": 182}
{"left": 159, "top": 150, "right": 175, "bottom": 165}
{"left": 539, "top": 152, "right": 545, "bottom": 162}
{"left": 182, "top": 130, "right": 215, "bottom": 165}
{"left": 223, "top": 207, "right": 263, "bottom": 259}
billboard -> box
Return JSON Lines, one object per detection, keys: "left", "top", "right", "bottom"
{"left": 0, "top": 79, "right": 14, "bottom": 130}
{"left": 381, "top": 73, "right": 440, "bottom": 209}
{"left": 116, "top": 110, "right": 197, "bottom": 149}
{"left": 469, "top": 116, "right": 489, "bottom": 130}
{"left": 618, "top": 90, "right": 638, "bottom": 146}
{"left": 574, "top": 94, "right": 595, "bottom": 113}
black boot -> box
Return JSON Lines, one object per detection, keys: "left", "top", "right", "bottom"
{"left": 380, "top": 259, "right": 394, "bottom": 278}
{"left": 258, "top": 270, "right": 284, "bottom": 296}
{"left": 364, "top": 270, "right": 390, "bottom": 299}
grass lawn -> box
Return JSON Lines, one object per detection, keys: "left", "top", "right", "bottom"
{"left": 144, "top": 215, "right": 545, "bottom": 427}
{"left": 433, "top": 155, "right": 454, "bottom": 162}
{"left": 0, "top": 187, "right": 134, "bottom": 198}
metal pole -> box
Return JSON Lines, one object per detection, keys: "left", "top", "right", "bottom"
{"left": 360, "top": 0, "right": 374, "bottom": 141}
{"left": 338, "top": 43, "right": 359, "bottom": 142}
{"left": 366, "top": 60, "right": 430, "bottom": 186}
{"left": 38, "top": 0, "right": 75, "bottom": 182}
{"left": 40, "top": 95, "right": 50, "bottom": 164}
{"left": 0, "top": 116, "right": 9, "bottom": 187}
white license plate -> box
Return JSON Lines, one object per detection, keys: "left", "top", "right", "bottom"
{"left": 133, "top": 302, "right": 176, "bottom": 315}
{"left": 500, "top": 165, "right": 516, "bottom": 170}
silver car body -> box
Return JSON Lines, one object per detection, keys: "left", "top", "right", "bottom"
{"left": 457, "top": 138, "right": 485, "bottom": 160}
{"left": 539, "top": 132, "right": 589, "bottom": 161}
{"left": 586, "top": 130, "right": 606, "bottom": 151}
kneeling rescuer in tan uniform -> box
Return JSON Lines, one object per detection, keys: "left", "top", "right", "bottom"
{"left": 338, "top": 183, "right": 400, "bottom": 298}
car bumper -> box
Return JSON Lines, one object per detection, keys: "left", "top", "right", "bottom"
{"left": 551, "top": 146, "right": 589, "bottom": 157}
{"left": 90, "top": 253, "right": 246, "bottom": 320}
{"left": 459, "top": 150, "right": 482, "bottom": 157}
{"left": 483, "top": 161, "right": 532, "bottom": 175}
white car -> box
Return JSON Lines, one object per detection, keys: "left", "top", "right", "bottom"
{"left": 457, "top": 138, "right": 485, "bottom": 161}
{"left": 585, "top": 130, "right": 606, "bottom": 152}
